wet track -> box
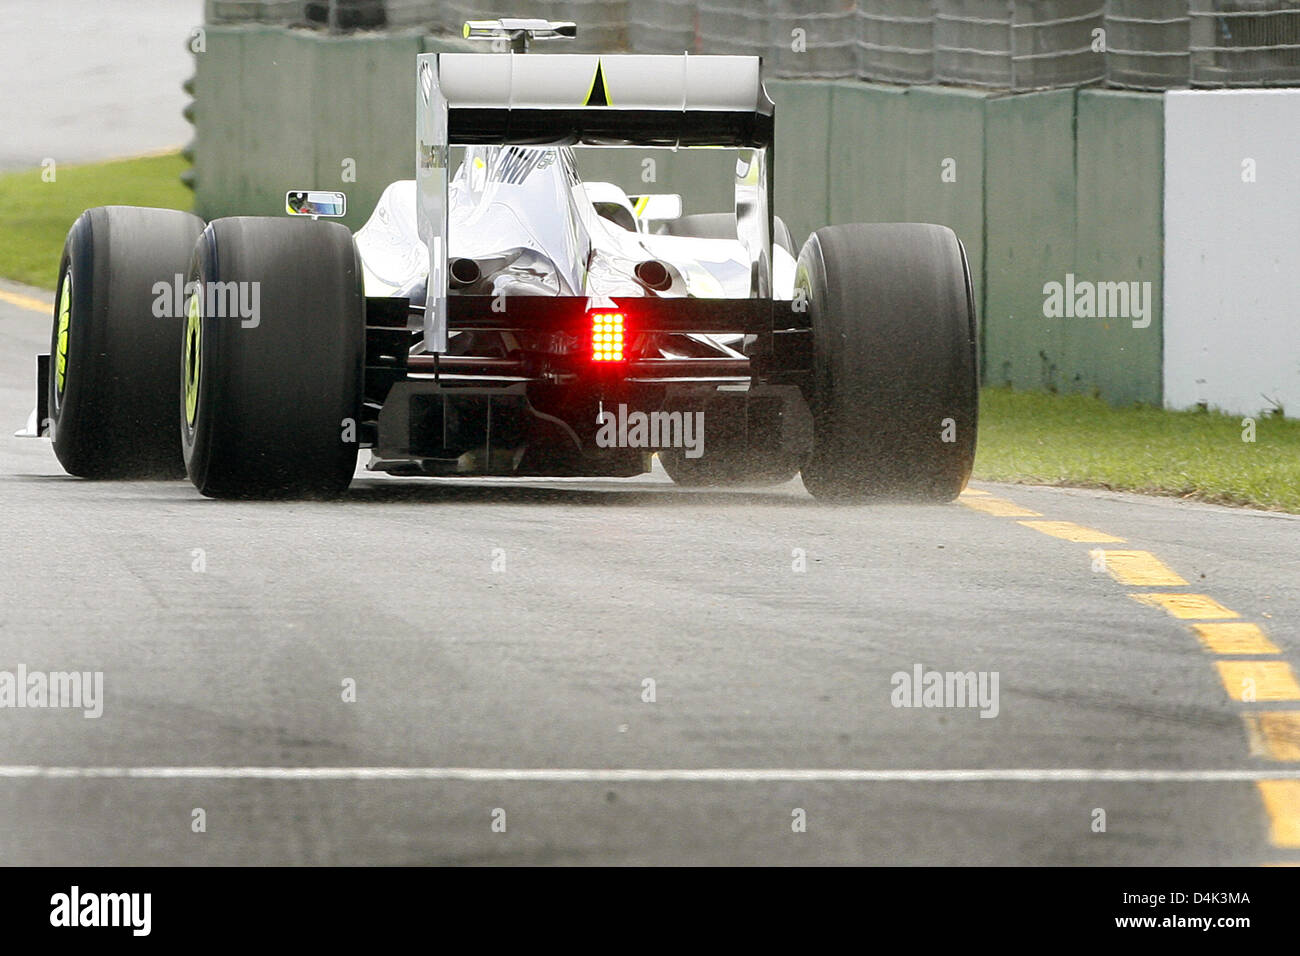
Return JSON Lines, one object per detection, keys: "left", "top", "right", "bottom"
{"left": 2, "top": 287, "right": 1298, "bottom": 864}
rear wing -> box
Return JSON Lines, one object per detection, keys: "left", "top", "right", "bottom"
{"left": 434, "top": 53, "right": 773, "bottom": 148}
{"left": 415, "top": 51, "right": 776, "bottom": 353}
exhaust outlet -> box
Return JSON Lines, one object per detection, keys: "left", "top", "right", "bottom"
{"left": 634, "top": 259, "right": 673, "bottom": 292}
{"left": 449, "top": 257, "right": 482, "bottom": 289}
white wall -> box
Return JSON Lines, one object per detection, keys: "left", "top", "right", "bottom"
{"left": 1163, "top": 90, "right": 1300, "bottom": 417}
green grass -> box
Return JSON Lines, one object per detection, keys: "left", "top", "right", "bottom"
{"left": 0, "top": 152, "right": 191, "bottom": 289}
{"left": 974, "top": 387, "right": 1300, "bottom": 513}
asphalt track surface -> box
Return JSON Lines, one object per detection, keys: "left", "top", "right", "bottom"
{"left": 1, "top": 286, "right": 1298, "bottom": 865}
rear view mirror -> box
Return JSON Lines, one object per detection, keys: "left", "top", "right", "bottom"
{"left": 285, "top": 190, "right": 347, "bottom": 217}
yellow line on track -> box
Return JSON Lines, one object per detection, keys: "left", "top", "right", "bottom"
{"left": 929, "top": 488, "right": 1300, "bottom": 854}
{"left": 1097, "top": 550, "right": 1188, "bottom": 586}
{"left": 959, "top": 496, "right": 1042, "bottom": 517}
{"left": 1243, "top": 713, "right": 1300, "bottom": 761}
{"left": 1191, "top": 622, "right": 1281, "bottom": 655}
{"left": 1256, "top": 781, "right": 1300, "bottom": 848}
{"left": 1016, "top": 520, "right": 1125, "bottom": 543}
{"left": 0, "top": 288, "right": 52, "bottom": 314}
{"left": 1215, "top": 661, "right": 1300, "bottom": 703}
{"left": 1128, "top": 593, "right": 1240, "bottom": 620}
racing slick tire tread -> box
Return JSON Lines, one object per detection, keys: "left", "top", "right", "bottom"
{"left": 49, "top": 206, "right": 205, "bottom": 479}
{"left": 181, "top": 217, "right": 364, "bottom": 499}
{"left": 796, "top": 223, "right": 978, "bottom": 502}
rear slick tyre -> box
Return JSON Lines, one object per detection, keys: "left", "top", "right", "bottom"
{"left": 796, "top": 223, "right": 978, "bottom": 502}
{"left": 181, "top": 217, "right": 364, "bottom": 499}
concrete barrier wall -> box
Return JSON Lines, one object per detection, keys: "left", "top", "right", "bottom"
{"left": 984, "top": 89, "right": 1076, "bottom": 394}
{"left": 193, "top": 26, "right": 1178, "bottom": 406}
{"left": 820, "top": 81, "right": 989, "bottom": 374}
{"left": 1073, "top": 89, "right": 1165, "bottom": 407}
{"left": 1163, "top": 89, "right": 1300, "bottom": 418}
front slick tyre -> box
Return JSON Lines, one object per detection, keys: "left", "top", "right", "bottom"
{"left": 50, "top": 206, "right": 204, "bottom": 478}
{"left": 181, "top": 217, "right": 364, "bottom": 499}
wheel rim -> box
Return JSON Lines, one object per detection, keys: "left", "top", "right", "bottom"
{"left": 183, "top": 289, "right": 201, "bottom": 428}
{"left": 54, "top": 272, "right": 72, "bottom": 406}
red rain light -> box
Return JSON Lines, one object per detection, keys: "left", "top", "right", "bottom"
{"left": 590, "top": 311, "right": 626, "bottom": 362}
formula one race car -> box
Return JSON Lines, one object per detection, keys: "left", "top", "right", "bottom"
{"left": 23, "top": 18, "right": 977, "bottom": 501}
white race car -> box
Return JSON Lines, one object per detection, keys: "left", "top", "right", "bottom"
{"left": 26, "top": 19, "right": 977, "bottom": 500}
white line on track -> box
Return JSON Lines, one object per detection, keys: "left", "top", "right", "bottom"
{"left": 2, "top": 767, "right": 1300, "bottom": 782}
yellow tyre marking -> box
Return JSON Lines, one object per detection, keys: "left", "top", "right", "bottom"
{"left": 1097, "top": 550, "right": 1188, "bottom": 586}
{"left": 959, "top": 496, "right": 1041, "bottom": 517}
{"left": 1191, "top": 622, "right": 1280, "bottom": 655}
{"left": 54, "top": 274, "right": 72, "bottom": 396}
{"left": 184, "top": 291, "right": 201, "bottom": 427}
{"left": 1256, "top": 781, "right": 1300, "bottom": 848}
{"left": 1017, "top": 520, "right": 1125, "bottom": 543}
{"left": 0, "top": 287, "right": 53, "bottom": 313}
{"left": 1243, "top": 713, "right": 1300, "bottom": 761}
{"left": 1128, "top": 593, "right": 1239, "bottom": 620}
{"left": 1215, "top": 661, "right": 1300, "bottom": 702}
